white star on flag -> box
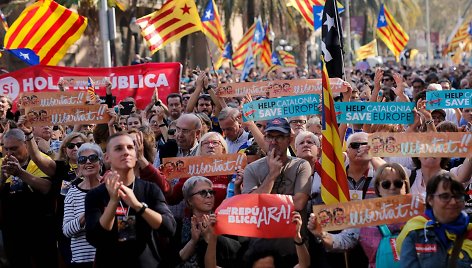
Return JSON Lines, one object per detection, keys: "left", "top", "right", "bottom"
{"left": 380, "top": 15, "right": 385, "bottom": 23}
{"left": 205, "top": 10, "right": 212, "bottom": 19}
{"left": 254, "top": 30, "right": 260, "bottom": 41}
{"left": 19, "top": 52, "right": 30, "bottom": 60}
{"left": 317, "top": 10, "right": 323, "bottom": 21}
{"left": 324, "top": 14, "right": 335, "bottom": 32}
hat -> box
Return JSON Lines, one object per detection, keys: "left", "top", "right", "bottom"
{"left": 432, "top": 109, "right": 446, "bottom": 118}
{"left": 265, "top": 118, "right": 291, "bottom": 134}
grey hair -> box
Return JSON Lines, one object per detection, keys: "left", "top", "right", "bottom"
{"left": 307, "top": 117, "right": 321, "bottom": 128}
{"left": 196, "top": 132, "right": 228, "bottom": 155}
{"left": 218, "top": 107, "right": 240, "bottom": 122}
{"left": 178, "top": 113, "right": 202, "bottom": 130}
{"left": 345, "top": 132, "right": 368, "bottom": 148}
{"left": 295, "top": 131, "right": 320, "bottom": 147}
{"left": 77, "top": 143, "right": 104, "bottom": 161}
{"left": 182, "top": 176, "right": 213, "bottom": 201}
{"left": 3, "top": 129, "right": 26, "bottom": 142}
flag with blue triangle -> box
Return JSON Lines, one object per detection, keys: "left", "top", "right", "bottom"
{"left": 6, "top": 48, "right": 39, "bottom": 65}
{"left": 241, "top": 47, "right": 255, "bottom": 81}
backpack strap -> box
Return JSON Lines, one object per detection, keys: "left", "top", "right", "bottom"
{"left": 378, "top": 224, "right": 392, "bottom": 237}
{"left": 362, "top": 176, "right": 373, "bottom": 199}
{"left": 447, "top": 230, "right": 467, "bottom": 268}
{"left": 409, "top": 168, "right": 418, "bottom": 186}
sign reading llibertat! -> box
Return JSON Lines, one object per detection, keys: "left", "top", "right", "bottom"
{"left": 19, "top": 91, "right": 89, "bottom": 108}
{"left": 25, "top": 104, "right": 110, "bottom": 126}
{"left": 216, "top": 78, "right": 347, "bottom": 98}
{"left": 369, "top": 132, "right": 472, "bottom": 157}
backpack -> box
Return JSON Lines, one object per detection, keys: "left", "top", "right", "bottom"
{"left": 375, "top": 225, "right": 400, "bottom": 268}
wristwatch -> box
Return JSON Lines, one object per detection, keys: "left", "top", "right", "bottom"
{"left": 136, "top": 202, "right": 148, "bottom": 216}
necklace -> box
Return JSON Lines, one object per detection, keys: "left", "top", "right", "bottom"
{"left": 118, "top": 182, "right": 135, "bottom": 218}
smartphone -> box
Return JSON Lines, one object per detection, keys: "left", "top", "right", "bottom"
{"left": 119, "top": 101, "right": 134, "bottom": 115}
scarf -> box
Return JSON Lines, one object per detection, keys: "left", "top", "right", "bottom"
{"left": 424, "top": 208, "right": 469, "bottom": 248}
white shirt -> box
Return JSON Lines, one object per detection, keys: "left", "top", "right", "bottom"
{"left": 226, "top": 130, "right": 249, "bottom": 154}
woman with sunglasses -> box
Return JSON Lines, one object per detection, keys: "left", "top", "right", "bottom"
{"left": 63, "top": 143, "right": 103, "bottom": 267}
{"left": 173, "top": 176, "right": 240, "bottom": 267}
{"left": 358, "top": 163, "right": 410, "bottom": 268}
{"left": 397, "top": 172, "right": 472, "bottom": 267}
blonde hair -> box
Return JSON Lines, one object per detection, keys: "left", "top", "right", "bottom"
{"left": 58, "top": 132, "right": 88, "bottom": 161}
{"left": 196, "top": 132, "right": 228, "bottom": 156}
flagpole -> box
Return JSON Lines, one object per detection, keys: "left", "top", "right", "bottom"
{"left": 345, "top": 0, "right": 352, "bottom": 68}
{"left": 333, "top": 0, "right": 346, "bottom": 79}
{"left": 426, "top": 0, "right": 432, "bottom": 65}
{"left": 204, "top": 36, "right": 220, "bottom": 86}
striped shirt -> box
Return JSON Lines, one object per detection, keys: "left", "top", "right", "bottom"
{"left": 63, "top": 185, "right": 96, "bottom": 263}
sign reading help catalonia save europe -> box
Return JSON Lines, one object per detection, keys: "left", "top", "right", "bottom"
{"left": 426, "top": 89, "right": 472, "bottom": 110}
{"left": 242, "top": 94, "right": 320, "bottom": 122}
{"left": 334, "top": 102, "right": 415, "bottom": 124}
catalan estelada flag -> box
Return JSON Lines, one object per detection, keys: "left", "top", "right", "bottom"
{"left": 0, "top": 8, "right": 8, "bottom": 31}
{"left": 289, "top": 0, "right": 343, "bottom": 27}
{"left": 232, "top": 23, "right": 256, "bottom": 70}
{"left": 260, "top": 24, "right": 272, "bottom": 70}
{"left": 376, "top": 4, "right": 409, "bottom": 60}
{"left": 201, "top": 0, "right": 225, "bottom": 51}
{"left": 355, "top": 39, "right": 377, "bottom": 61}
{"left": 136, "top": 0, "right": 202, "bottom": 54}
{"left": 87, "top": 77, "right": 96, "bottom": 102}
{"left": 215, "top": 42, "right": 232, "bottom": 69}
{"left": 4, "top": 0, "right": 87, "bottom": 66}
{"left": 444, "top": 20, "right": 471, "bottom": 54}
{"left": 320, "top": 56, "right": 349, "bottom": 205}
{"left": 279, "top": 50, "right": 297, "bottom": 68}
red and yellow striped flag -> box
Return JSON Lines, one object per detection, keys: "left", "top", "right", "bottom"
{"left": 87, "top": 77, "right": 96, "bottom": 102}
{"left": 261, "top": 25, "right": 272, "bottom": 70}
{"left": 355, "top": 39, "right": 377, "bottom": 61}
{"left": 4, "top": 0, "right": 87, "bottom": 66}
{"left": 201, "top": 0, "right": 225, "bottom": 51}
{"left": 232, "top": 23, "right": 256, "bottom": 70}
{"left": 279, "top": 50, "right": 297, "bottom": 68}
{"left": 288, "top": 0, "right": 343, "bottom": 27}
{"left": 376, "top": 4, "right": 408, "bottom": 60}
{"left": 445, "top": 21, "right": 471, "bottom": 54}
{"left": 136, "top": 0, "right": 202, "bottom": 54}
{"left": 320, "top": 56, "right": 350, "bottom": 205}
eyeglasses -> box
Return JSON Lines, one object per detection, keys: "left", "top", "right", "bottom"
{"left": 380, "top": 180, "right": 404, "bottom": 190}
{"left": 66, "top": 142, "right": 84, "bottom": 149}
{"left": 289, "top": 120, "right": 307, "bottom": 125}
{"left": 432, "top": 193, "right": 465, "bottom": 203}
{"left": 264, "top": 135, "right": 289, "bottom": 143}
{"left": 183, "top": 96, "right": 191, "bottom": 100}
{"left": 382, "top": 78, "right": 392, "bottom": 82}
{"left": 191, "top": 189, "right": 216, "bottom": 198}
{"left": 78, "top": 154, "right": 100, "bottom": 165}
{"left": 349, "top": 142, "right": 368, "bottom": 150}
{"left": 201, "top": 140, "right": 222, "bottom": 147}
{"left": 175, "top": 127, "right": 195, "bottom": 135}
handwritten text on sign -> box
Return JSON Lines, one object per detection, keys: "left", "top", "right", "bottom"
{"left": 312, "top": 195, "right": 424, "bottom": 231}
{"left": 19, "top": 91, "right": 88, "bottom": 108}
{"left": 215, "top": 194, "right": 296, "bottom": 238}
{"left": 162, "top": 154, "right": 247, "bottom": 178}
{"left": 369, "top": 132, "right": 472, "bottom": 157}
{"left": 242, "top": 94, "right": 319, "bottom": 122}
{"left": 25, "top": 104, "right": 110, "bottom": 126}
{"left": 216, "top": 78, "right": 346, "bottom": 98}
{"left": 426, "top": 89, "right": 472, "bottom": 109}
{"left": 334, "top": 102, "right": 415, "bottom": 124}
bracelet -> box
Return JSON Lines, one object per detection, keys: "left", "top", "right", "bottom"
{"left": 26, "top": 134, "right": 34, "bottom": 141}
{"left": 425, "top": 119, "right": 434, "bottom": 125}
{"left": 294, "top": 238, "right": 305, "bottom": 246}
{"left": 24, "top": 131, "right": 32, "bottom": 136}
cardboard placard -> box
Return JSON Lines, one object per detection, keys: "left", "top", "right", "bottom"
{"left": 242, "top": 94, "right": 320, "bottom": 122}
{"left": 369, "top": 132, "right": 472, "bottom": 157}
{"left": 19, "top": 91, "right": 88, "bottom": 108}
{"left": 61, "top": 76, "right": 108, "bottom": 88}
{"left": 334, "top": 102, "right": 415, "bottom": 124}
{"left": 426, "top": 89, "right": 472, "bottom": 109}
{"left": 312, "top": 195, "right": 424, "bottom": 232}
{"left": 215, "top": 194, "right": 296, "bottom": 238}
{"left": 161, "top": 154, "right": 247, "bottom": 178}
{"left": 216, "top": 78, "right": 346, "bottom": 98}
{"left": 25, "top": 104, "right": 110, "bottom": 126}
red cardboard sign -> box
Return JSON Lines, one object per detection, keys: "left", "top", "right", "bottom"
{"left": 162, "top": 154, "right": 247, "bottom": 178}
{"left": 214, "top": 194, "right": 296, "bottom": 238}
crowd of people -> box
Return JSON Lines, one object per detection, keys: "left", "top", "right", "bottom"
{"left": 0, "top": 62, "right": 471, "bottom": 268}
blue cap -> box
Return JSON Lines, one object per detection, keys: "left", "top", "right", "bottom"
{"left": 265, "top": 118, "right": 291, "bottom": 134}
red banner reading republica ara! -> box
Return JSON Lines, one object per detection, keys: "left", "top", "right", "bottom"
{"left": 0, "top": 63, "right": 182, "bottom": 110}
{"left": 214, "top": 194, "right": 296, "bottom": 238}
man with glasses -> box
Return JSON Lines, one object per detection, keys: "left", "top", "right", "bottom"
{"left": 218, "top": 107, "right": 249, "bottom": 154}
{"left": 289, "top": 116, "right": 307, "bottom": 156}
{"left": 0, "top": 129, "right": 57, "bottom": 267}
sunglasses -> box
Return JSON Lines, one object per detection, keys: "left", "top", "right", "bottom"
{"left": 66, "top": 142, "right": 84, "bottom": 149}
{"left": 380, "top": 180, "right": 404, "bottom": 190}
{"left": 349, "top": 142, "right": 368, "bottom": 149}
{"left": 190, "top": 189, "right": 216, "bottom": 198}
{"left": 78, "top": 154, "right": 100, "bottom": 165}
{"left": 382, "top": 78, "right": 392, "bottom": 82}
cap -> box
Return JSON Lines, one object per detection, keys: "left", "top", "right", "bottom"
{"left": 265, "top": 118, "right": 291, "bottom": 134}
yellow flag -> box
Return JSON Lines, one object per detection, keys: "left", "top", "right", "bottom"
{"left": 355, "top": 40, "right": 377, "bottom": 61}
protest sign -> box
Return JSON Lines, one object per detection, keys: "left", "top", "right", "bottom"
{"left": 426, "top": 89, "right": 472, "bottom": 110}
{"left": 216, "top": 78, "right": 346, "bottom": 98}
{"left": 215, "top": 194, "right": 296, "bottom": 238}
{"left": 242, "top": 94, "right": 320, "bottom": 122}
{"left": 25, "top": 104, "right": 110, "bottom": 126}
{"left": 19, "top": 91, "right": 88, "bottom": 108}
{"left": 312, "top": 195, "right": 424, "bottom": 232}
{"left": 161, "top": 154, "right": 247, "bottom": 178}
{"left": 369, "top": 132, "right": 472, "bottom": 157}
{"left": 334, "top": 102, "right": 415, "bottom": 124}
{"left": 0, "top": 63, "right": 181, "bottom": 110}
